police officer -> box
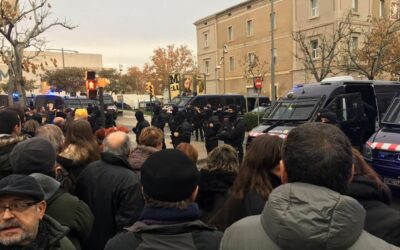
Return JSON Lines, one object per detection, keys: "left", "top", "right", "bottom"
{"left": 172, "top": 110, "right": 192, "bottom": 148}
{"left": 193, "top": 105, "right": 204, "bottom": 141}
{"left": 217, "top": 104, "right": 246, "bottom": 161}
{"left": 151, "top": 104, "right": 166, "bottom": 149}
{"left": 203, "top": 104, "right": 220, "bottom": 153}
{"left": 169, "top": 105, "right": 179, "bottom": 147}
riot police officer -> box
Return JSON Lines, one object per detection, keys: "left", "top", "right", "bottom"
{"left": 172, "top": 110, "right": 192, "bottom": 148}
{"left": 217, "top": 104, "right": 246, "bottom": 161}
{"left": 151, "top": 104, "right": 166, "bottom": 149}
{"left": 202, "top": 104, "right": 220, "bottom": 153}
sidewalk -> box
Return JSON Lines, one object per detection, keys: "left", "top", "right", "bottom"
{"left": 116, "top": 111, "right": 208, "bottom": 164}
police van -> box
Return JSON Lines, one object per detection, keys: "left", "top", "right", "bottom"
{"left": 365, "top": 97, "right": 400, "bottom": 189}
{"left": 247, "top": 77, "right": 400, "bottom": 148}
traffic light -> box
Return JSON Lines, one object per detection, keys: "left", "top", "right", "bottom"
{"left": 86, "top": 71, "right": 96, "bottom": 81}
{"left": 146, "top": 82, "right": 154, "bottom": 98}
{"left": 87, "top": 80, "right": 97, "bottom": 100}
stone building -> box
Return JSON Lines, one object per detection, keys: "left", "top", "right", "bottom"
{"left": 195, "top": 0, "right": 394, "bottom": 98}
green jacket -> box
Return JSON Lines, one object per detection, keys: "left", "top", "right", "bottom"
{"left": 221, "top": 183, "right": 399, "bottom": 250}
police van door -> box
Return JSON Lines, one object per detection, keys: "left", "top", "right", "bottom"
{"left": 325, "top": 93, "right": 365, "bottom": 147}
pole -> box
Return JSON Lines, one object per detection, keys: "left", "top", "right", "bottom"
{"left": 223, "top": 52, "right": 226, "bottom": 94}
{"left": 61, "top": 48, "right": 65, "bottom": 69}
{"left": 98, "top": 87, "right": 105, "bottom": 127}
{"left": 270, "top": 0, "right": 276, "bottom": 102}
{"left": 257, "top": 89, "right": 260, "bottom": 125}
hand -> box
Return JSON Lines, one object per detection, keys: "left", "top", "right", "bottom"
{"left": 174, "top": 132, "right": 179, "bottom": 137}
{"left": 209, "top": 123, "right": 214, "bottom": 128}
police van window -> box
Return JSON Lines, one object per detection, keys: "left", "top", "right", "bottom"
{"left": 225, "top": 98, "right": 235, "bottom": 105}
{"left": 383, "top": 98, "right": 400, "bottom": 124}
{"left": 191, "top": 98, "right": 205, "bottom": 107}
{"left": 207, "top": 97, "right": 220, "bottom": 109}
{"left": 339, "top": 96, "right": 361, "bottom": 122}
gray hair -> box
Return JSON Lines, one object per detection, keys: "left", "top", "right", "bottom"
{"left": 35, "top": 124, "right": 65, "bottom": 153}
{"left": 103, "top": 132, "right": 131, "bottom": 157}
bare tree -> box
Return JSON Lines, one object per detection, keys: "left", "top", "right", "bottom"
{"left": 340, "top": 17, "right": 400, "bottom": 80}
{"left": 239, "top": 53, "right": 268, "bottom": 89}
{"left": 293, "top": 15, "right": 350, "bottom": 82}
{"left": 0, "top": 0, "right": 75, "bottom": 106}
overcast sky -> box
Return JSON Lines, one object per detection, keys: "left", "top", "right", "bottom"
{"left": 45, "top": 0, "right": 242, "bottom": 70}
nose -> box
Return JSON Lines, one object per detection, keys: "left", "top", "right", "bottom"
{"left": 2, "top": 208, "right": 15, "bottom": 220}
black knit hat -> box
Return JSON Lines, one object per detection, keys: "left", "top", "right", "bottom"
{"left": 10, "top": 137, "right": 56, "bottom": 176}
{"left": 141, "top": 149, "right": 200, "bottom": 202}
{"left": 0, "top": 174, "right": 45, "bottom": 201}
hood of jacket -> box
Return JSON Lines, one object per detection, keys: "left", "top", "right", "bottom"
{"left": 41, "top": 215, "right": 70, "bottom": 247}
{"left": 199, "top": 170, "right": 236, "bottom": 193}
{"left": 346, "top": 175, "right": 392, "bottom": 205}
{"left": 0, "top": 134, "right": 27, "bottom": 174}
{"left": 30, "top": 173, "right": 61, "bottom": 201}
{"left": 59, "top": 144, "right": 90, "bottom": 165}
{"left": 261, "top": 183, "right": 366, "bottom": 250}
{"left": 128, "top": 145, "right": 159, "bottom": 171}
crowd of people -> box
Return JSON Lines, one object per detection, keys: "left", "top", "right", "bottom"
{"left": 0, "top": 103, "right": 399, "bottom": 249}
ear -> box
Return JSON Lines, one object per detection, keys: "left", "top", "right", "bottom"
{"left": 280, "top": 160, "right": 288, "bottom": 184}
{"left": 37, "top": 201, "right": 47, "bottom": 219}
{"left": 191, "top": 185, "right": 199, "bottom": 201}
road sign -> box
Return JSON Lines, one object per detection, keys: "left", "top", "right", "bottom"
{"left": 255, "top": 78, "right": 262, "bottom": 89}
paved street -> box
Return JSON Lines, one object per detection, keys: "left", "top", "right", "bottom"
{"left": 116, "top": 111, "right": 209, "bottom": 164}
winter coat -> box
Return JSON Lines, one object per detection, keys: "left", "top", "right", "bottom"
{"left": 173, "top": 120, "right": 192, "bottom": 146}
{"left": 31, "top": 173, "right": 94, "bottom": 250}
{"left": 347, "top": 176, "right": 400, "bottom": 246}
{"left": 75, "top": 152, "right": 144, "bottom": 250}
{"left": 0, "top": 134, "right": 27, "bottom": 179}
{"left": 132, "top": 119, "right": 150, "bottom": 144}
{"left": 218, "top": 117, "right": 245, "bottom": 149}
{"left": 209, "top": 173, "right": 281, "bottom": 231}
{"left": 221, "top": 183, "right": 399, "bottom": 250}
{"left": 0, "top": 215, "right": 76, "bottom": 250}
{"left": 105, "top": 204, "right": 222, "bottom": 250}
{"left": 151, "top": 112, "right": 165, "bottom": 131}
{"left": 128, "top": 145, "right": 160, "bottom": 172}
{"left": 203, "top": 115, "right": 221, "bottom": 140}
{"left": 196, "top": 169, "right": 236, "bottom": 222}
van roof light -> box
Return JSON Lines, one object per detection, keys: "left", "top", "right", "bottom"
{"left": 321, "top": 76, "right": 354, "bottom": 82}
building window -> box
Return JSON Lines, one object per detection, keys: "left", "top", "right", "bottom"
{"left": 248, "top": 52, "right": 256, "bottom": 67}
{"left": 311, "top": 39, "right": 319, "bottom": 59}
{"left": 228, "top": 26, "right": 233, "bottom": 41}
{"left": 380, "top": 0, "right": 385, "bottom": 17}
{"left": 247, "top": 20, "right": 253, "bottom": 36}
{"left": 311, "top": 0, "right": 319, "bottom": 17}
{"left": 352, "top": 0, "right": 358, "bottom": 12}
{"left": 205, "top": 60, "right": 210, "bottom": 74}
{"left": 204, "top": 33, "right": 209, "bottom": 47}
{"left": 229, "top": 56, "right": 235, "bottom": 71}
{"left": 351, "top": 36, "right": 359, "bottom": 52}
{"left": 273, "top": 48, "right": 278, "bottom": 65}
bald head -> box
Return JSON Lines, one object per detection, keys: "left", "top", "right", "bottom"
{"left": 103, "top": 131, "right": 131, "bottom": 157}
{"left": 53, "top": 117, "right": 65, "bottom": 129}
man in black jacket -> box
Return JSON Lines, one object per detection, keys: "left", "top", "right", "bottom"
{"left": 75, "top": 131, "right": 144, "bottom": 250}
{"left": 105, "top": 149, "right": 222, "bottom": 250}
{"left": 217, "top": 105, "right": 246, "bottom": 161}
{"left": 172, "top": 111, "right": 192, "bottom": 148}
{"left": 203, "top": 104, "right": 220, "bottom": 153}
{"left": 151, "top": 104, "right": 166, "bottom": 149}
{"left": 133, "top": 110, "right": 149, "bottom": 144}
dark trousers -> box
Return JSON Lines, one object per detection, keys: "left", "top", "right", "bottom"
{"left": 194, "top": 126, "right": 204, "bottom": 141}
{"left": 205, "top": 138, "right": 218, "bottom": 154}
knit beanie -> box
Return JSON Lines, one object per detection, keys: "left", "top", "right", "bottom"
{"left": 141, "top": 149, "right": 200, "bottom": 202}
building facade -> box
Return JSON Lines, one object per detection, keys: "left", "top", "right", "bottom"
{"left": 195, "top": 0, "right": 394, "bottom": 98}
{"left": 0, "top": 51, "right": 103, "bottom": 94}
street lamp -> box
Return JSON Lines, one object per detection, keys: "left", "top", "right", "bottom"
{"left": 222, "top": 44, "right": 228, "bottom": 93}
{"left": 46, "top": 48, "right": 79, "bottom": 68}
{"left": 270, "top": 0, "right": 276, "bottom": 102}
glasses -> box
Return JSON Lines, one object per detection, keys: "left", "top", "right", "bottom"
{"left": 0, "top": 201, "right": 37, "bottom": 215}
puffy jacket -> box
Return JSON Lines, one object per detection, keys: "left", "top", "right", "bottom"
{"left": 75, "top": 152, "right": 144, "bottom": 250}
{"left": 105, "top": 220, "right": 222, "bottom": 250}
{"left": 0, "top": 134, "right": 27, "bottom": 179}
{"left": 221, "top": 183, "right": 399, "bottom": 250}
{"left": 128, "top": 145, "right": 160, "bottom": 172}
{"left": 347, "top": 176, "right": 400, "bottom": 246}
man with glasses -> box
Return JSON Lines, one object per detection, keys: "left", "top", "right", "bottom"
{"left": 0, "top": 174, "right": 75, "bottom": 249}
